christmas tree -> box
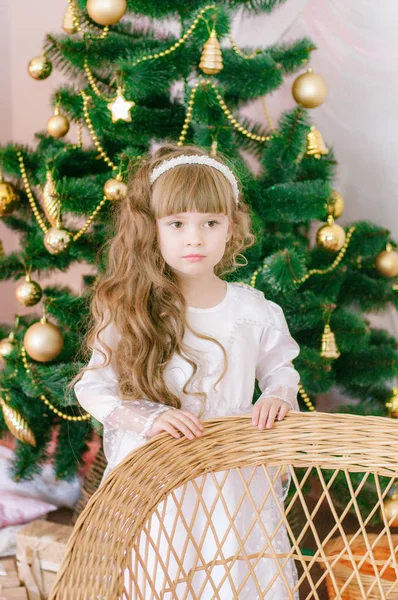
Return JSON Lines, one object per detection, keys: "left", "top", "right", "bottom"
{"left": 0, "top": 0, "right": 397, "bottom": 523}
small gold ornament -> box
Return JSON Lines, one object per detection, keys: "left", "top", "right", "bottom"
{"left": 0, "top": 174, "right": 20, "bottom": 217}
{"left": 104, "top": 177, "right": 127, "bottom": 201}
{"left": 15, "top": 274, "right": 43, "bottom": 307}
{"left": 43, "top": 224, "right": 72, "bottom": 255}
{"left": 316, "top": 216, "right": 346, "bottom": 252}
{"left": 382, "top": 485, "right": 398, "bottom": 527}
{"left": 107, "top": 87, "right": 135, "bottom": 122}
{"left": 0, "top": 397, "right": 36, "bottom": 447}
{"left": 24, "top": 316, "right": 64, "bottom": 363}
{"left": 199, "top": 29, "right": 223, "bottom": 75}
{"left": 306, "top": 126, "right": 328, "bottom": 158}
{"left": 210, "top": 140, "right": 218, "bottom": 156}
{"left": 47, "top": 107, "right": 70, "bottom": 138}
{"left": 375, "top": 243, "right": 398, "bottom": 278}
{"left": 327, "top": 190, "right": 345, "bottom": 219}
{"left": 43, "top": 170, "right": 61, "bottom": 226}
{"left": 62, "top": 4, "right": 78, "bottom": 34}
{"left": 320, "top": 323, "right": 340, "bottom": 359}
{"left": 386, "top": 387, "right": 398, "bottom": 418}
{"left": 0, "top": 332, "right": 17, "bottom": 362}
{"left": 0, "top": 239, "right": 4, "bottom": 257}
{"left": 292, "top": 68, "right": 328, "bottom": 108}
{"left": 86, "top": 0, "right": 127, "bottom": 25}
{"left": 28, "top": 54, "right": 52, "bottom": 80}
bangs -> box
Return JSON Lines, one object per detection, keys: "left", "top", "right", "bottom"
{"left": 150, "top": 164, "right": 234, "bottom": 219}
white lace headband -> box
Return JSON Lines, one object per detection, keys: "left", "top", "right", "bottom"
{"left": 149, "top": 155, "right": 239, "bottom": 206}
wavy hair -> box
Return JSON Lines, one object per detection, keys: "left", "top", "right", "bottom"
{"left": 69, "top": 144, "right": 256, "bottom": 417}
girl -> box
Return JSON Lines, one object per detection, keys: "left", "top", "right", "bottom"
{"left": 71, "top": 143, "right": 301, "bottom": 599}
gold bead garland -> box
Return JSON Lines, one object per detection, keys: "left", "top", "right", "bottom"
{"left": 228, "top": 35, "right": 262, "bottom": 60}
{"left": 21, "top": 346, "right": 91, "bottom": 422}
{"left": 83, "top": 59, "right": 113, "bottom": 101}
{"left": 17, "top": 151, "right": 110, "bottom": 243}
{"left": 66, "top": 0, "right": 109, "bottom": 40}
{"left": 80, "top": 90, "right": 118, "bottom": 170}
{"left": 298, "top": 382, "right": 316, "bottom": 411}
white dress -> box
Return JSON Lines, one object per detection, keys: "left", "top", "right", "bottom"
{"left": 74, "top": 282, "right": 301, "bottom": 599}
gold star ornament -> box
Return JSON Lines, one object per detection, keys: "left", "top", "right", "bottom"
{"left": 107, "top": 88, "right": 135, "bottom": 123}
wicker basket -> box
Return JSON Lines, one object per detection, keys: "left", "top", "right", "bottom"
{"left": 323, "top": 532, "right": 398, "bottom": 599}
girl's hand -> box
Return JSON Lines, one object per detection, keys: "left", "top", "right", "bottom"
{"left": 147, "top": 409, "right": 203, "bottom": 440}
{"left": 252, "top": 397, "right": 291, "bottom": 430}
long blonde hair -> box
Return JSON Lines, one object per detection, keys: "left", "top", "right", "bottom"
{"left": 69, "top": 144, "right": 256, "bottom": 416}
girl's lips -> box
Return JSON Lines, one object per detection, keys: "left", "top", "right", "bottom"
{"left": 183, "top": 255, "right": 205, "bottom": 261}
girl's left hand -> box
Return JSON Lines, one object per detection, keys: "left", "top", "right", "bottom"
{"left": 252, "top": 397, "right": 291, "bottom": 430}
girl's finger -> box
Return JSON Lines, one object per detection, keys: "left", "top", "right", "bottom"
{"left": 179, "top": 411, "right": 204, "bottom": 431}
{"left": 278, "top": 404, "right": 290, "bottom": 421}
{"left": 170, "top": 415, "right": 197, "bottom": 440}
{"left": 162, "top": 423, "right": 181, "bottom": 439}
{"left": 252, "top": 404, "right": 261, "bottom": 426}
{"left": 258, "top": 405, "right": 270, "bottom": 429}
{"left": 266, "top": 404, "right": 280, "bottom": 429}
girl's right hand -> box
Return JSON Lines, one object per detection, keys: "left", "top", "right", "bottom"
{"left": 147, "top": 409, "right": 203, "bottom": 440}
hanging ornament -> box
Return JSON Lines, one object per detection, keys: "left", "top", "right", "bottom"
{"left": 0, "top": 173, "right": 20, "bottom": 217}
{"left": 199, "top": 29, "right": 223, "bottom": 75}
{"left": 27, "top": 54, "right": 52, "bottom": 80}
{"left": 0, "top": 239, "right": 4, "bottom": 257}
{"left": 104, "top": 176, "right": 127, "bottom": 201}
{"left": 43, "top": 221, "right": 72, "bottom": 255}
{"left": 210, "top": 140, "right": 218, "bottom": 156}
{"left": 15, "top": 274, "right": 43, "bottom": 307}
{"left": 24, "top": 314, "right": 64, "bottom": 363}
{"left": 292, "top": 68, "right": 328, "bottom": 108}
{"left": 316, "top": 215, "right": 346, "bottom": 252}
{"left": 62, "top": 4, "right": 78, "bottom": 34}
{"left": 42, "top": 170, "right": 61, "bottom": 226}
{"left": 386, "top": 387, "right": 398, "bottom": 418}
{"left": 106, "top": 87, "right": 135, "bottom": 122}
{"left": 375, "top": 243, "right": 398, "bottom": 278}
{"left": 0, "top": 396, "right": 36, "bottom": 447}
{"left": 382, "top": 484, "right": 398, "bottom": 527}
{"left": 327, "top": 190, "right": 345, "bottom": 219}
{"left": 320, "top": 323, "right": 340, "bottom": 359}
{"left": 306, "top": 126, "right": 328, "bottom": 158}
{"left": 0, "top": 332, "right": 17, "bottom": 363}
{"left": 86, "top": 0, "right": 127, "bottom": 25}
{"left": 47, "top": 107, "right": 70, "bottom": 139}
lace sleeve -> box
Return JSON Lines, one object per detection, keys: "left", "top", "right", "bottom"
{"left": 74, "top": 320, "right": 174, "bottom": 441}
{"left": 255, "top": 300, "right": 301, "bottom": 411}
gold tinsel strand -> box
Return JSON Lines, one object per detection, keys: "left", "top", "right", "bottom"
{"left": 21, "top": 346, "right": 91, "bottom": 422}
{"left": 0, "top": 395, "right": 36, "bottom": 446}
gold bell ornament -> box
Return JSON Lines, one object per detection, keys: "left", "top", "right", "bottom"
{"left": 386, "top": 387, "right": 398, "bottom": 418}
{"left": 381, "top": 483, "right": 398, "bottom": 527}
{"left": 0, "top": 331, "right": 18, "bottom": 363}
{"left": 47, "top": 107, "right": 70, "bottom": 139}
{"left": 15, "top": 273, "right": 43, "bottom": 307}
{"left": 292, "top": 68, "right": 328, "bottom": 108}
{"left": 87, "top": 0, "right": 127, "bottom": 26}
{"left": 62, "top": 4, "right": 78, "bottom": 34}
{"left": 320, "top": 322, "right": 340, "bottom": 359}
{"left": 316, "top": 215, "right": 346, "bottom": 252}
{"left": 326, "top": 190, "right": 345, "bottom": 219}
{"left": 104, "top": 175, "right": 127, "bottom": 201}
{"left": 375, "top": 243, "right": 398, "bottom": 278}
{"left": 199, "top": 29, "right": 223, "bottom": 75}
{"left": 24, "top": 311, "right": 64, "bottom": 363}
{"left": 306, "top": 126, "right": 328, "bottom": 159}
{"left": 0, "top": 173, "right": 20, "bottom": 217}
{"left": 27, "top": 54, "right": 52, "bottom": 80}
{"left": 43, "top": 219, "right": 72, "bottom": 255}
{"left": 42, "top": 170, "right": 61, "bottom": 226}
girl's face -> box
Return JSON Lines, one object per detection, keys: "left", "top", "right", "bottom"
{"left": 156, "top": 212, "right": 232, "bottom": 278}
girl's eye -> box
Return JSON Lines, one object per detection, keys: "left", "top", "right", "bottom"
{"left": 205, "top": 220, "right": 219, "bottom": 227}
{"left": 170, "top": 221, "right": 183, "bottom": 228}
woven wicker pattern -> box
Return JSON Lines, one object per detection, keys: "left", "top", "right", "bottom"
{"left": 49, "top": 411, "right": 398, "bottom": 599}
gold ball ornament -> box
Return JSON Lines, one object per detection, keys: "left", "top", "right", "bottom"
{"left": 0, "top": 176, "right": 20, "bottom": 217}
{"left": 383, "top": 494, "right": 398, "bottom": 527}
{"left": 292, "top": 68, "right": 328, "bottom": 109}
{"left": 0, "top": 332, "right": 17, "bottom": 362}
{"left": 24, "top": 317, "right": 64, "bottom": 362}
{"left": 15, "top": 274, "right": 43, "bottom": 307}
{"left": 375, "top": 243, "right": 398, "bottom": 278}
{"left": 316, "top": 217, "right": 346, "bottom": 252}
{"left": 327, "top": 190, "right": 345, "bottom": 219}
{"left": 104, "top": 177, "right": 127, "bottom": 201}
{"left": 43, "top": 225, "right": 72, "bottom": 255}
{"left": 86, "top": 0, "right": 127, "bottom": 25}
{"left": 28, "top": 55, "right": 52, "bottom": 80}
{"left": 47, "top": 108, "right": 70, "bottom": 138}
